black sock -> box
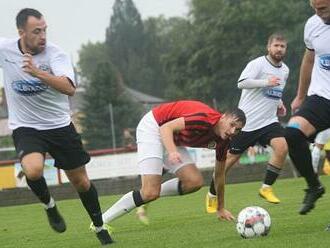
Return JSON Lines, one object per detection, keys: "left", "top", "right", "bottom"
{"left": 178, "top": 180, "right": 184, "bottom": 195}
{"left": 264, "top": 163, "right": 281, "bottom": 186}
{"left": 209, "top": 178, "right": 216, "bottom": 195}
{"left": 78, "top": 183, "right": 103, "bottom": 227}
{"left": 132, "top": 190, "right": 144, "bottom": 207}
{"left": 285, "top": 127, "right": 321, "bottom": 188}
{"left": 26, "top": 176, "right": 51, "bottom": 205}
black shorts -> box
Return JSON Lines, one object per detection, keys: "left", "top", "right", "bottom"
{"left": 12, "top": 123, "right": 90, "bottom": 170}
{"left": 229, "top": 122, "right": 285, "bottom": 154}
{"left": 294, "top": 95, "right": 330, "bottom": 133}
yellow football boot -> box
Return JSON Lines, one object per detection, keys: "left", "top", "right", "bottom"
{"left": 136, "top": 205, "right": 150, "bottom": 225}
{"left": 323, "top": 159, "right": 330, "bottom": 175}
{"left": 259, "top": 187, "right": 280, "bottom": 204}
{"left": 206, "top": 193, "right": 218, "bottom": 213}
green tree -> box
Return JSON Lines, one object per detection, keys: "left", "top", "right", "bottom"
{"left": 80, "top": 62, "right": 142, "bottom": 149}
{"left": 106, "top": 0, "right": 147, "bottom": 92}
{"left": 142, "top": 16, "right": 190, "bottom": 97}
{"left": 163, "top": 0, "right": 313, "bottom": 110}
{"left": 78, "top": 42, "right": 109, "bottom": 82}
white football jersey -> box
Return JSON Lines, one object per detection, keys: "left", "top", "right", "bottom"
{"left": 238, "top": 56, "right": 289, "bottom": 131}
{"left": 0, "top": 38, "right": 76, "bottom": 130}
{"left": 304, "top": 15, "right": 330, "bottom": 100}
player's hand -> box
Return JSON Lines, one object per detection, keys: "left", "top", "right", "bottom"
{"left": 22, "top": 53, "right": 39, "bottom": 77}
{"left": 267, "top": 76, "right": 281, "bottom": 87}
{"left": 277, "top": 103, "right": 287, "bottom": 117}
{"left": 291, "top": 96, "right": 304, "bottom": 114}
{"left": 217, "top": 208, "right": 235, "bottom": 221}
{"left": 168, "top": 151, "right": 182, "bottom": 165}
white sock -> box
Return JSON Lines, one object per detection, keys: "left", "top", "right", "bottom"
{"left": 262, "top": 184, "right": 271, "bottom": 188}
{"left": 94, "top": 225, "right": 104, "bottom": 233}
{"left": 102, "top": 191, "right": 136, "bottom": 223}
{"left": 160, "top": 178, "right": 180, "bottom": 197}
{"left": 312, "top": 146, "right": 321, "bottom": 173}
{"left": 208, "top": 192, "right": 216, "bottom": 198}
{"left": 43, "top": 197, "right": 55, "bottom": 209}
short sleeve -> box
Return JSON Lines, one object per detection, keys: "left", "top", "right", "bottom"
{"left": 49, "top": 46, "right": 76, "bottom": 86}
{"left": 304, "top": 16, "right": 316, "bottom": 50}
{"left": 183, "top": 114, "right": 212, "bottom": 130}
{"left": 238, "top": 58, "right": 261, "bottom": 82}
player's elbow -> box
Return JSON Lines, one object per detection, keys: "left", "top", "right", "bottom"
{"left": 237, "top": 81, "right": 244, "bottom": 89}
{"left": 67, "top": 89, "right": 75, "bottom": 96}
{"left": 64, "top": 77, "right": 76, "bottom": 96}
{"left": 66, "top": 86, "right": 76, "bottom": 96}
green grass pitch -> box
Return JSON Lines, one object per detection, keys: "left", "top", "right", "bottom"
{"left": 0, "top": 176, "right": 330, "bottom": 248}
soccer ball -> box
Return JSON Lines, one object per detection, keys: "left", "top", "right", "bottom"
{"left": 236, "top": 206, "right": 271, "bottom": 238}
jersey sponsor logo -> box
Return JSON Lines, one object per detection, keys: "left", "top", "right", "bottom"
{"left": 208, "top": 140, "right": 216, "bottom": 149}
{"left": 319, "top": 54, "right": 330, "bottom": 70}
{"left": 262, "top": 87, "right": 283, "bottom": 100}
{"left": 12, "top": 80, "right": 48, "bottom": 96}
{"left": 38, "top": 63, "right": 51, "bottom": 73}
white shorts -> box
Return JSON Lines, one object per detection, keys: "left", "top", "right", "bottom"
{"left": 136, "top": 111, "right": 194, "bottom": 175}
{"left": 315, "top": 128, "right": 330, "bottom": 145}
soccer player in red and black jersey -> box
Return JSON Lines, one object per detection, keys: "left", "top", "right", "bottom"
{"left": 99, "top": 100, "right": 245, "bottom": 229}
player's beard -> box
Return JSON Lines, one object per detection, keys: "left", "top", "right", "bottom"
{"left": 25, "top": 41, "right": 45, "bottom": 55}
{"left": 269, "top": 52, "right": 284, "bottom": 64}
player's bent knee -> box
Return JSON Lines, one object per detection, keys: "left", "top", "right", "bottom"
{"left": 184, "top": 176, "right": 204, "bottom": 193}
{"left": 22, "top": 165, "right": 43, "bottom": 180}
{"left": 71, "top": 177, "right": 91, "bottom": 192}
{"left": 25, "top": 172, "right": 42, "bottom": 181}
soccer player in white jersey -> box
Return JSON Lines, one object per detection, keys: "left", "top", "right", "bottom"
{"left": 285, "top": 0, "right": 330, "bottom": 218}
{"left": 0, "top": 8, "right": 113, "bottom": 245}
{"left": 311, "top": 128, "right": 330, "bottom": 174}
{"left": 206, "top": 33, "right": 289, "bottom": 213}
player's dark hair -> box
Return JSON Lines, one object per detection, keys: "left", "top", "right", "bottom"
{"left": 16, "top": 8, "right": 43, "bottom": 29}
{"left": 267, "top": 32, "right": 287, "bottom": 46}
{"left": 225, "top": 108, "right": 246, "bottom": 126}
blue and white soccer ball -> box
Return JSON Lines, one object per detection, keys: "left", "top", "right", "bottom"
{"left": 236, "top": 206, "right": 271, "bottom": 238}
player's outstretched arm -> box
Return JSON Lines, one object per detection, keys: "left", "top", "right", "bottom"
{"left": 214, "top": 160, "right": 235, "bottom": 221}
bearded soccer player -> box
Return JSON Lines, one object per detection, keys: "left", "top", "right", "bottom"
{"left": 0, "top": 8, "right": 112, "bottom": 245}
{"left": 285, "top": 0, "right": 330, "bottom": 219}
{"left": 206, "top": 33, "right": 289, "bottom": 213}
{"left": 95, "top": 100, "right": 245, "bottom": 233}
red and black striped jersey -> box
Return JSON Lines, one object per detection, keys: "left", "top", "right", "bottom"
{"left": 152, "top": 100, "right": 229, "bottom": 161}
